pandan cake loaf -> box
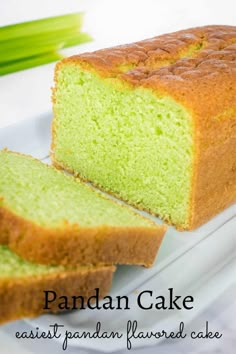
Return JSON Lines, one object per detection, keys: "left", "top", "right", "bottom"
{"left": 51, "top": 25, "right": 236, "bottom": 230}
{"left": 0, "top": 150, "right": 165, "bottom": 267}
{"left": 0, "top": 245, "right": 114, "bottom": 324}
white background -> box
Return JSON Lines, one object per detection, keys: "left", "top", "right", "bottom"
{"left": 0, "top": 1, "right": 236, "bottom": 353}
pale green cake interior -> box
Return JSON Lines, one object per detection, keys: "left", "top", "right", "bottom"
{"left": 0, "top": 150, "right": 153, "bottom": 228}
{"left": 0, "top": 245, "right": 65, "bottom": 278}
{"left": 53, "top": 66, "right": 194, "bottom": 227}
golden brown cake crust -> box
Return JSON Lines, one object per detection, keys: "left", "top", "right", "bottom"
{"left": 0, "top": 204, "right": 166, "bottom": 267}
{"left": 54, "top": 25, "right": 236, "bottom": 230}
{"left": 0, "top": 265, "right": 114, "bottom": 325}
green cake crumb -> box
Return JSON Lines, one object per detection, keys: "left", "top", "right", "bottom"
{"left": 53, "top": 66, "right": 194, "bottom": 228}
{"left": 0, "top": 150, "right": 154, "bottom": 228}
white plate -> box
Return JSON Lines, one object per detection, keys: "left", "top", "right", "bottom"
{"left": 0, "top": 114, "right": 235, "bottom": 352}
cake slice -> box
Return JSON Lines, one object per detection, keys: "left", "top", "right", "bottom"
{"left": 0, "top": 245, "right": 114, "bottom": 324}
{"left": 51, "top": 25, "right": 236, "bottom": 230}
{"left": 0, "top": 150, "right": 166, "bottom": 267}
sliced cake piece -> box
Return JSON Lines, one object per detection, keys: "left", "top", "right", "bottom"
{"left": 0, "top": 245, "right": 114, "bottom": 325}
{"left": 51, "top": 25, "right": 236, "bottom": 230}
{"left": 0, "top": 150, "right": 166, "bottom": 267}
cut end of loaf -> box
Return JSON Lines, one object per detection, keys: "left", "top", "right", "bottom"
{"left": 52, "top": 65, "right": 194, "bottom": 229}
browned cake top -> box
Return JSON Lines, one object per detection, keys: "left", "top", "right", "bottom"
{"left": 61, "top": 25, "right": 236, "bottom": 146}
{"left": 75, "top": 25, "right": 236, "bottom": 82}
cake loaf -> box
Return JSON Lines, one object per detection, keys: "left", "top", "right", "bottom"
{"left": 52, "top": 25, "right": 236, "bottom": 230}
{"left": 0, "top": 150, "right": 166, "bottom": 267}
{"left": 0, "top": 245, "right": 114, "bottom": 324}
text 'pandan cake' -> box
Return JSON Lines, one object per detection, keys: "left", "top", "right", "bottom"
{"left": 51, "top": 25, "right": 236, "bottom": 230}
{"left": 0, "top": 150, "right": 166, "bottom": 267}
{"left": 0, "top": 245, "right": 114, "bottom": 324}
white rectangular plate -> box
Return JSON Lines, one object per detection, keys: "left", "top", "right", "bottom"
{"left": 0, "top": 114, "right": 235, "bottom": 352}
